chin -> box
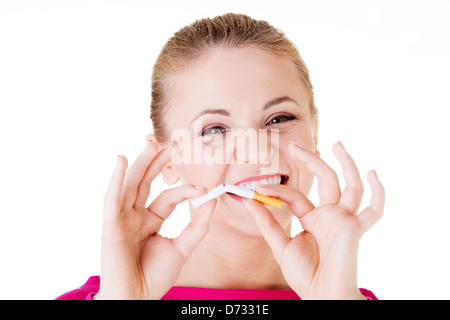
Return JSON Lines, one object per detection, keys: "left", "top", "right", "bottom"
{"left": 216, "top": 198, "right": 292, "bottom": 237}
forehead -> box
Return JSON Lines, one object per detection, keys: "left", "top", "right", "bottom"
{"left": 165, "top": 47, "right": 310, "bottom": 124}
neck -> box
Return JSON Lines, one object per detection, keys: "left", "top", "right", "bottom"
{"left": 175, "top": 219, "right": 291, "bottom": 290}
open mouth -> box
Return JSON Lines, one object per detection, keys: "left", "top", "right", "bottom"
{"left": 234, "top": 174, "right": 289, "bottom": 189}
{"left": 228, "top": 174, "right": 289, "bottom": 203}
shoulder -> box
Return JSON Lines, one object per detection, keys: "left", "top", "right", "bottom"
{"left": 55, "top": 276, "right": 100, "bottom": 300}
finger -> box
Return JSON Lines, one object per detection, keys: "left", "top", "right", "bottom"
{"left": 243, "top": 198, "right": 289, "bottom": 264}
{"left": 332, "top": 141, "right": 364, "bottom": 214}
{"left": 254, "top": 184, "right": 315, "bottom": 224}
{"left": 147, "top": 184, "right": 207, "bottom": 221}
{"left": 143, "top": 184, "right": 207, "bottom": 236}
{"left": 357, "top": 170, "right": 385, "bottom": 233}
{"left": 121, "top": 141, "right": 159, "bottom": 209}
{"left": 288, "top": 142, "right": 341, "bottom": 205}
{"left": 134, "top": 141, "right": 178, "bottom": 208}
{"left": 103, "top": 155, "right": 128, "bottom": 223}
{"left": 172, "top": 199, "right": 217, "bottom": 261}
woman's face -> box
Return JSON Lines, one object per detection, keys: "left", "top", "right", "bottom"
{"left": 162, "top": 47, "right": 317, "bottom": 236}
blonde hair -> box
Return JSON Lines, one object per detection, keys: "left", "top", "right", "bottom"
{"left": 150, "top": 13, "right": 316, "bottom": 144}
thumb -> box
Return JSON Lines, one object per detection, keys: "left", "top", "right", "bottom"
{"left": 243, "top": 199, "right": 289, "bottom": 264}
{"left": 172, "top": 199, "right": 217, "bottom": 261}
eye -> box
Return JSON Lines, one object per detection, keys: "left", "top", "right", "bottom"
{"left": 265, "top": 114, "right": 297, "bottom": 126}
{"left": 202, "top": 126, "right": 228, "bottom": 136}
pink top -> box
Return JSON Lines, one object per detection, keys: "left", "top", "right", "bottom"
{"left": 55, "top": 276, "right": 377, "bottom": 300}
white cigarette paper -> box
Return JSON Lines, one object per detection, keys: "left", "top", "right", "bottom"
{"left": 190, "top": 183, "right": 283, "bottom": 209}
{"left": 190, "top": 184, "right": 226, "bottom": 208}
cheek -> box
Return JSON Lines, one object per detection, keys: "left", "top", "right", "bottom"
{"left": 169, "top": 132, "right": 231, "bottom": 187}
{"left": 171, "top": 130, "right": 239, "bottom": 184}
{"left": 174, "top": 163, "right": 226, "bottom": 188}
{"left": 278, "top": 136, "right": 316, "bottom": 196}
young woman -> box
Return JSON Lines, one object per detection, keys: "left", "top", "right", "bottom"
{"left": 57, "top": 13, "right": 384, "bottom": 300}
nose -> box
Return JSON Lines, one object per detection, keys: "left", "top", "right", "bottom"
{"left": 225, "top": 128, "right": 279, "bottom": 167}
{"left": 232, "top": 128, "right": 258, "bottom": 165}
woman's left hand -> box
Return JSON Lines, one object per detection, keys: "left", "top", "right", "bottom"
{"left": 243, "top": 141, "right": 385, "bottom": 300}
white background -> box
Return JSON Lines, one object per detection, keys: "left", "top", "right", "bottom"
{"left": 1, "top": 0, "right": 449, "bottom": 300}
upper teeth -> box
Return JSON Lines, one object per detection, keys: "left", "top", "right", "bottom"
{"left": 239, "top": 176, "right": 282, "bottom": 190}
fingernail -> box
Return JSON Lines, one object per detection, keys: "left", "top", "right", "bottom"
{"left": 166, "top": 140, "right": 179, "bottom": 150}
{"left": 116, "top": 155, "right": 123, "bottom": 167}
{"left": 255, "top": 185, "right": 271, "bottom": 195}
{"left": 194, "top": 185, "right": 206, "bottom": 189}
{"left": 288, "top": 141, "right": 308, "bottom": 160}
{"left": 164, "top": 141, "right": 179, "bottom": 156}
{"left": 289, "top": 141, "right": 305, "bottom": 149}
{"left": 147, "top": 139, "right": 158, "bottom": 149}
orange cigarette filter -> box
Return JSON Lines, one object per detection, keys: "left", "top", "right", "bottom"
{"left": 253, "top": 192, "right": 283, "bottom": 208}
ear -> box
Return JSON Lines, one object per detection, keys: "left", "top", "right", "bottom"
{"left": 146, "top": 133, "right": 180, "bottom": 185}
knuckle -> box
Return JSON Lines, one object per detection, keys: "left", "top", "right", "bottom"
{"left": 328, "top": 170, "right": 339, "bottom": 181}
{"left": 354, "top": 186, "right": 364, "bottom": 198}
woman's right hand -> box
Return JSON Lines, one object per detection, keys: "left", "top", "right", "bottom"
{"left": 94, "top": 141, "right": 217, "bottom": 300}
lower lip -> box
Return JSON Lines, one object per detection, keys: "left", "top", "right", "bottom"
{"left": 228, "top": 192, "right": 247, "bottom": 203}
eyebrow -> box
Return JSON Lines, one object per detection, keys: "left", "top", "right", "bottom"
{"left": 263, "top": 96, "right": 299, "bottom": 110}
{"left": 190, "top": 108, "right": 231, "bottom": 123}
{"left": 190, "top": 95, "right": 299, "bottom": 123}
